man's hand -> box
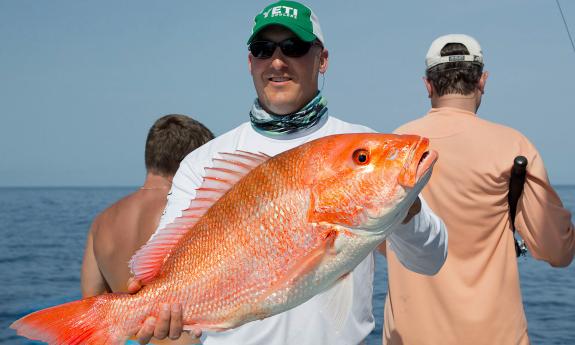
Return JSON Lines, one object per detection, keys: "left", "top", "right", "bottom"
{"left": 402, "top": 197, "right": 421, "bottom": 224}
{"left": 378, "top": 197, "right": 422, "bottom": 255}
{"left": 126, "top": 277, "right": 202, "bottom": 344}
{"left": 127, "top": 277, "right": 144, "bottom": 294}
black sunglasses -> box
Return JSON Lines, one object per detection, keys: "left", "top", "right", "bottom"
{"left": 249, "top": 37, "right": 320, "bottom": 59}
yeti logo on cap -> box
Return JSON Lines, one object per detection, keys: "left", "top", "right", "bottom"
{"left": 247, "top": 1, "right": 324, "bottom": 45}
{"left": 262, "top": 6, "right": 298, "bottom": 19}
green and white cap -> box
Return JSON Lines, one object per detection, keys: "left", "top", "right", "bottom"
{"left": 247, "top": 1, "right": 325, "bottom": 45}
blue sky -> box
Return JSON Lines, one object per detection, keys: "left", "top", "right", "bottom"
{"left": 1, "top": 0, "right": 574, "bottom": 186}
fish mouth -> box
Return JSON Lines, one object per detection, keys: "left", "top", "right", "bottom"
{"left": 398, "top": 137, "right": 438, "bottom": 188}
{"left": 415, "top": 150, "right": 438, "bottom": 183}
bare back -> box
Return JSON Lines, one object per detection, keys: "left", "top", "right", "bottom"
{"left": 92, "top": 189, "right": 167, "bottom": 292}
{"left": 82, "top": 186, "right": 199, "bottom": 344}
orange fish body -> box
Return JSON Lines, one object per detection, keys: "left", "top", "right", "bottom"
{"left": 11, "top": 133, "right": 437, "bottom": 344}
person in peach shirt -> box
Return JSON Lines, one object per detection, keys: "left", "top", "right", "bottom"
{"left": 388, "top": 34, "right": 575, "bottom": 345}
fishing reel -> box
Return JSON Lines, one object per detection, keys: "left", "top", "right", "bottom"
{"left": 514, "top": 238, "right": 528, "bottom": 257}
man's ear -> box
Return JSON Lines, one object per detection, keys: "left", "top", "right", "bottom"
{"left": 423, "top": 77, "right": 433, "bottom": 98}
{"left": 319, "top": 49, "right": 329, "bottom": 74}
{"left": 478, "top": 71, "right": 489, "bottom": 94}
{"left": 248, "top": 53, "right": 253, "bottom": 74}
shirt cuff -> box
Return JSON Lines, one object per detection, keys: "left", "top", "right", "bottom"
{"left": 387, "top": 197, "right": 448, "bottom": 275}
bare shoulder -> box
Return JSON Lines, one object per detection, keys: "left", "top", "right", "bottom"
{"left": 92, "top": 191, "right": 139, "bottom": 236}
{"left": 93, "top": 190, "right": 167, "bottom": 248}
{"left": 91, "top": 191, "right": 147, "bottom": 255}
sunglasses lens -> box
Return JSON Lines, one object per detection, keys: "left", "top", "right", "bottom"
{"left": 280, "top": 38, "right": 312, "bottom": 58}
{"left": 249, "top": 38, "right": 314, "bottom": 59}
{"left": 249, "top": 41, "right": 276, "bottom": 59}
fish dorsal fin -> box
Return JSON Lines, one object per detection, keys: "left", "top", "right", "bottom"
{"left": 129, "top": 151, "right": 271, "bottom": 283}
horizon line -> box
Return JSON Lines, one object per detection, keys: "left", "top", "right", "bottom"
{"left": 1, "top": 184, "right": 575, "bottom": 188}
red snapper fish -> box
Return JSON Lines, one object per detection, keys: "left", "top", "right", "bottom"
{"left": 11, "top": 133, "right": 438, "bottom": 344}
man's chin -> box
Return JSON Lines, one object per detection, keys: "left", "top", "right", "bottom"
{"left": 261, "top": 98, "right": 301, "bottom": 116}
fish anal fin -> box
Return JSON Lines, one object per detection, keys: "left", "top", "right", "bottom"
{"left": 183, "top": 321, "right": 235, "bottom": 333}
{"left": 130, "top": 151, "right": 271, "bottom": 283}
{"left": 320, "top": 272, "right": 354, "bottom": 335}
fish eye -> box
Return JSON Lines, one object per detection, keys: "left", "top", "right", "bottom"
{"left": 352, "top": 149, "right": 370, "bottom": 165}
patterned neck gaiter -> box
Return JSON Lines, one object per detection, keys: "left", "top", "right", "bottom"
{"left": 249, "top": 92, "right": 328, "bottom": 136}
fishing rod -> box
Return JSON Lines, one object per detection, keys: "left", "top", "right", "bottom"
{"left": 508, "top": 156, "right": 528, "bottom": 257}
{"left": 556, "top": 0, "right": 575, "bottom": 55}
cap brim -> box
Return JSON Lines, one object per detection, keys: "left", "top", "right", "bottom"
{"left": 247, "top": 19, "right": 316, "bottom": 44}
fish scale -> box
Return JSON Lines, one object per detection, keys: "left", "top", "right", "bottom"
{"left": 11, "top": 133, "right": 437, "bottom": 344}
{"left": 147, "top": 184, "right": 309, "bottom": 325}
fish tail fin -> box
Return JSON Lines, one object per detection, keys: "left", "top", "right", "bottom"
{"left": 10, "top": 296, "right": 121, "bottom": 345}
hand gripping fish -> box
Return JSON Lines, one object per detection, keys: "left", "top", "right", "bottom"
{"left": 11, "top": 133, "right": 438, "bottom": 344}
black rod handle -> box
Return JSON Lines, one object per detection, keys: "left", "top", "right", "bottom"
{"left": 508, "top": 156, "right": 528, "bottom": 257}
{"left": 509, "top": 156, "right": 528, "bottom": 221}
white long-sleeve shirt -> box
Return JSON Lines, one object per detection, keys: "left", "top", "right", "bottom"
{"left": 157, "top": 115, "right": 447, "bottom": 345}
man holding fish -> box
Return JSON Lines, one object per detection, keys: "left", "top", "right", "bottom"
{"left": 130, "top": 1, "right": 448, "bottom": 344}
{"left": 10, "top": 2, "right": 448, "bottom": 345}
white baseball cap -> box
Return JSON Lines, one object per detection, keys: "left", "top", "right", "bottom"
{"left": 425, "top": 34, "right": 483, "bottom": 69}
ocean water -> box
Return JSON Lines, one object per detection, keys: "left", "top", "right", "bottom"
{"left": 0, "top": 186, "right": 574, "bottom": 345}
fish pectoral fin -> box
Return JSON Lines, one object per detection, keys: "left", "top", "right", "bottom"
{"left": 319, "top": 272, "right": 354, "bottom": 334}
{"left": 279, "top": 226, "right": 339, "bottom": 284}
{"left": 253, "top": 228, "right": 339, "bottom": 307}
{"left": 320, "top": 226, "right": 339, "bottom": 255}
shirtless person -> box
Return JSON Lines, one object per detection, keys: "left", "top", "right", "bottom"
{"left": 81, "top": 114, "right": 214, "bottom": 344}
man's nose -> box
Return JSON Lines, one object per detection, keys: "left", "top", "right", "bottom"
{"left": 270, "top": 47, "right": 289, "bottom": 70}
